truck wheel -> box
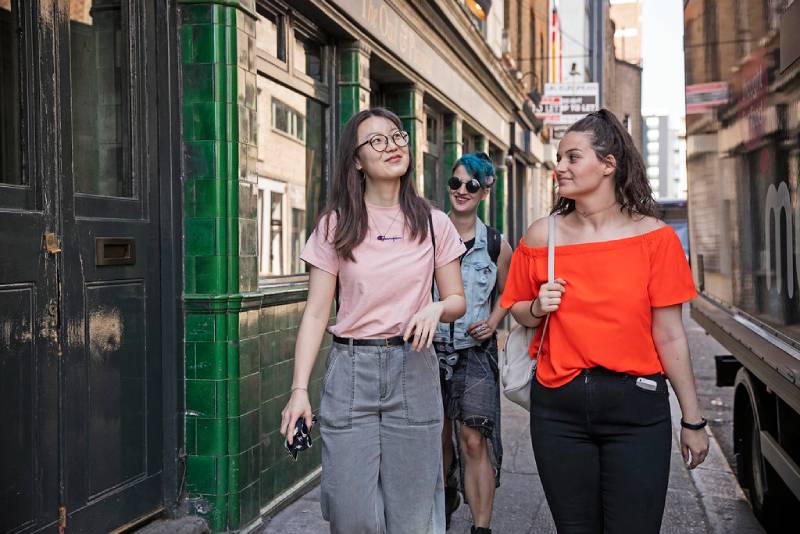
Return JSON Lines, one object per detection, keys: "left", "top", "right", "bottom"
{"left": 738, "top": 381, "right": 794, "bottom": 533}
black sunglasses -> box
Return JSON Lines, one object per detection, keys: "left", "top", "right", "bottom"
{"left": 448, "top": 176, "right": 482, "bottom": 194}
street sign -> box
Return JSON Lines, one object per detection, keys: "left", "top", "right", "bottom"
{"left": 685, "top": 82, "right": 729, "bottom": 114}
{"left": 543, "top": 83, "right": 599, "bottom": 124}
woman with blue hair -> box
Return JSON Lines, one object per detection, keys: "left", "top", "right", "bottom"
{"left": 433, "top": 152, "right": 513, "bottom": 534}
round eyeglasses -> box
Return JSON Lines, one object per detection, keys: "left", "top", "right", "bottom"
{"left": 448, "top": 176, "right": 482, "bottom": 194}
{"left": 356, "top": 130, "right": 410, "bottom": 153}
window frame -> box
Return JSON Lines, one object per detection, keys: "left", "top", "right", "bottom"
{"left": 0, "top": 0, "right": 35, "bottom": 210}
{"left": 254, "top": 0, "right": 334, "bottom": 287}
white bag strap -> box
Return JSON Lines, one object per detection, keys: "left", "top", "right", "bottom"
{"left": 535, "top": 215, "right": 556, "bottom": 359}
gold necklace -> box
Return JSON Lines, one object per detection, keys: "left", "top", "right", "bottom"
{"left": 369, "top": 208, "right": 403, "bottom": 242}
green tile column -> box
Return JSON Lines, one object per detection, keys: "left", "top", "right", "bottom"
{"left": 338, "top": 41, "right": 371, "bottom": 128}
{"left": 493, "top": 164, "right": 507, "bottom": 235}
{"left": 474, "top": 135, "right": 489, "bottom": 223}
{"left": 386, "top": 85, "right": 425, "bottom": 191}
{"left": 179, "top": 0, "right": 259, "bottom": 530}
{"left": 442, "top": 114, "right": 463, "bottom": 212}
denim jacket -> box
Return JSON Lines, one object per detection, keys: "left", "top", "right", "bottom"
{"left": 433, "top": 217, "right": 497, "bottom": 349}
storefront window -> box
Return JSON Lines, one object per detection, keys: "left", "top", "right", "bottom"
{"left": 0, "top": 0, "right": 21, "bottom": 185}
{"left": 256, "top": 74, "right": 324, "bottom": 277}
{"left": 70, "top": 0, "right": 133, "bottom": 197}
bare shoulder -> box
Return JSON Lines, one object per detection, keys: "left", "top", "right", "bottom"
{"left": 632, "top": 215, "right": 666, "bottom": 235}
{"left": 522, "top": 216, "right": 551, "bottom": 248}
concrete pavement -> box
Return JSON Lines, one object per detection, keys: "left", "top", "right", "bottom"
{"left": 260, "top": 315, "right": 765, "bottom": 534}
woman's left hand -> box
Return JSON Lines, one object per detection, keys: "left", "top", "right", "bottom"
{"left": 404, "top": 302, "right": 445, "bottom": 351}
{"left": 468, "top": 320, "right": 496, "bottom": 341}
{"left": 680, "top": 426, "right": 710, "bottom": 469}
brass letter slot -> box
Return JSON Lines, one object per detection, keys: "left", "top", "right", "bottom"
{"left": 95, "top": 237, "right": 136, "bottom": 266}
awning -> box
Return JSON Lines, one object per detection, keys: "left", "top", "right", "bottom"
{"left": 466, "top": 0, "right": 492, "bottom": 21}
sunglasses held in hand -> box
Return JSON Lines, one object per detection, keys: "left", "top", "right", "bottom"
{"left": 285, "top": 415, "right": 317, "bottom": 461}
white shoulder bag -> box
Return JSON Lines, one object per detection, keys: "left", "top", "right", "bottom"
{"left": 500, "top": 214, "right": 555, "bottom": 411}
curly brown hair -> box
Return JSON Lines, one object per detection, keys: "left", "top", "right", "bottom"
{"left": 552, "top": 109, "right": 656, "bottom": 218}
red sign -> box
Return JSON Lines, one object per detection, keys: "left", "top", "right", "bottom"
{"left": 536, "top": 96, "right": 563, "bottom": 123}
{"left": 685, "top": 82, "right": 729, "bottom": 114}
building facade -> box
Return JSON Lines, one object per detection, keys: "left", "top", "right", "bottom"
{"left": 683, "top": 0, "right": 797, "bottom": 305}
{"left": 608, "top": 0, "right": 641, "bottom": 65}
{"left": 0, "top": 1, "right": 554, "bottom": 533}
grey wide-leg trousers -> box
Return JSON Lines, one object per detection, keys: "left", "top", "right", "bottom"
{"left": 320, "top": 341, "right": 445, "bottom": 534}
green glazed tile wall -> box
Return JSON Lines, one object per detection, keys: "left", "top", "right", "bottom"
{"left": 181, "top": 4, "right": 331, "bottom": 530}
{"left": 180, "top": 0, "right": 258, "bottom": 530}
{"left": 338, "top": 42, "right": 370, "bottom": 129}
{"left": 386, "top": 87, "right": 424, "bottom": 183}
{"left": 493, "top": 166, "right": 507, "bottom": 235}
{"left": 442, "top": 114, "right": 463, "bottom": 212}
{"left": 474, "top": 135, "right": 489, "bottom": 223}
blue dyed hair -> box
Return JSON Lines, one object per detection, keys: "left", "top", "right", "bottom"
{"left": 452, "top": 152, "right": 495, "bottom": 187}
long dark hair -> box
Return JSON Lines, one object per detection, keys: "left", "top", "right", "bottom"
{"left": 320, "top": 108, "right": 431, "bottom": 261}
{"left": 552, "top": 108, "right": 656, "bottom": 218}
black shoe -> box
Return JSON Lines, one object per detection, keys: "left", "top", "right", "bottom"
{"left": 471, "top": 528, "right": 491, "bottom": 534}
{"left": 444, "top": 486, "right": 461, "bottom": 530}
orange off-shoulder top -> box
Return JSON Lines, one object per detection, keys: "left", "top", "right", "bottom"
{"left": 500, "top": 226, "right": 697, "bottom": 388}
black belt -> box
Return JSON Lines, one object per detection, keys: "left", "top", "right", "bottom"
{"left": 333, "top": 335, "right": 405, "bottom": 347}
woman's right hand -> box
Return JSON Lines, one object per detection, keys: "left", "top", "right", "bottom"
{"left": 533, "top": 278, "right": 567, "bottom": 315}
{"left": 280, "top": 389, "right": 314, "bottom": 445}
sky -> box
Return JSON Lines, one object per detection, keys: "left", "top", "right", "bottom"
{"left": 640, "top": 0, "right": 685, "bottom": 125}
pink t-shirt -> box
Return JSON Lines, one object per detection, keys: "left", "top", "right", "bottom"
{"left": 300, "top": 204, "right": 466, "bottom": 338}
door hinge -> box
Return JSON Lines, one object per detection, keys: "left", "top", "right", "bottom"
{"left": 58, "top": 505, "right": 67, "bottom": 533}
{"left": 44, "top": 232, "right": 62, "bottom": 254}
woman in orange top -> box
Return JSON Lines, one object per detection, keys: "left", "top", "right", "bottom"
{"left": 500, "top": 109, "right": 709, "bottom": 533}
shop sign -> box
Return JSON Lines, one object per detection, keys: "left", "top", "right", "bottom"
{"left": 731, "top": 48, "right": 769, "bottom": 148}
{"left": 685, "top": 82, "right": 729, "bottom": 114}
{"left": 543, "top": 83, "right": 599, "bottom": 124}
{"left": 535, "top": 96, "right": 563, "bottom": 123}
{"left": 550, "top": 125, "right": 569, "bottom": 141}
{"left": 332, "top": 0, "right": 510, "bottom": 144}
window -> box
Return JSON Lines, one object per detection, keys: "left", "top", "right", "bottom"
{"left": 647, "top": 129, "right": 660, "bottom": 141}
{"left": 647, "top": 167, "right": 660, "bottom": 178}
{"left": 645, "top": 117, "right": 660, "bottom": 128}
{"left": 70, "top": 0, "right": 133, "bottom": 197}
{"left": 271, "top": 98, "right": 306, "bottom": 143}
{"left": 294, "top": 34, "right": 322, "bottom": 82}
{"left": 426, "top": 115, "right": 438, "bottom": 145}
{"left": 257, "top": 75, "right": 323, "bottom": 277}
{"left": 647, "top": 142, "right": 659, "bottom": 154}
{"left": 256, "top": 5, "right": 285, "bottom": 61}
{"left": 0, "top": 0, "right": 20, "bottom": 185}
{"left": 647, "top": 154, "right": 659, "bottom": 166}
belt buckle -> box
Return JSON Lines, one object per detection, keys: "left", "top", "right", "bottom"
{"left": 384, "top": 337, "right": 392, "bottom": 347}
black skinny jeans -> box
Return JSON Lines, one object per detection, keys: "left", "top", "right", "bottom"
{"left": 530, "top": 367, "right": 672, "bottom": 534}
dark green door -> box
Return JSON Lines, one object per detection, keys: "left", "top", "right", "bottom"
{"left": 0, "top": 2, "right": 61, "bottom": 532}
{"left": 60, "top": 0, "right": 163, "bottom": 531}
{"left": 1, "top": 1, "right": 164, "bottom": 532}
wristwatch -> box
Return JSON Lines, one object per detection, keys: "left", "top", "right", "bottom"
{"left": 680, "top": 417, "right": 707, "bottom": 430}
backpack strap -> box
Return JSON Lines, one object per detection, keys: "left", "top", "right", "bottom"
{"left": 486, "top": 225, "right": 502, "bottom": 265}
{"left": 429, "top": 210, "right": 436, "bottom": 298}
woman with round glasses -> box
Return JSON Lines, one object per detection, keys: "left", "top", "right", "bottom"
{"left": 280, "top": 107, "right": 467, "bottom": 534}
{"left": 434, "top": 153, "right": 512, "bottom": 534}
